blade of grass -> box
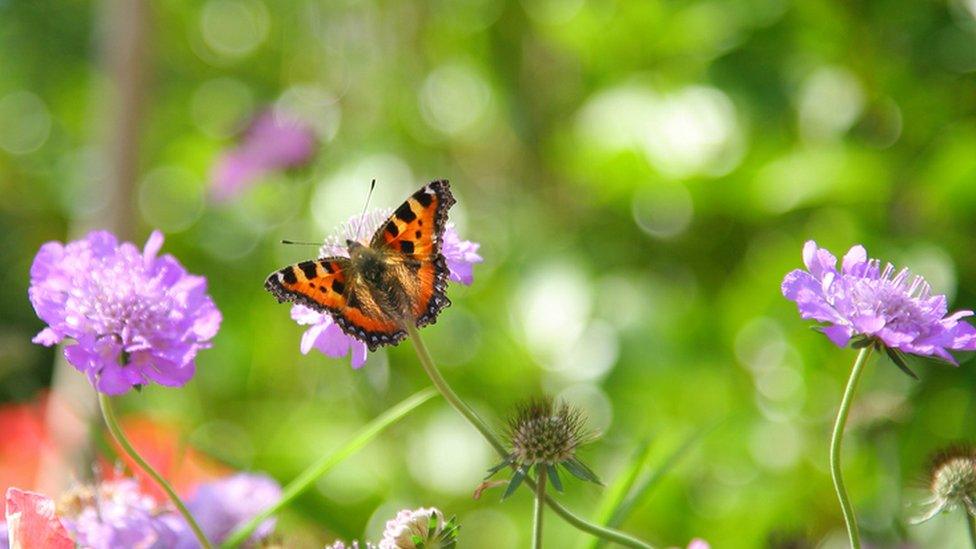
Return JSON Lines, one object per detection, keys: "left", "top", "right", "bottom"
{"left": 220, "top": 388, "right": 437, "bottom": 548}
{"left": 580, "top": 437, "right": 655, "bottom": 549}
{"left": 602, "top": 424, "right": 715, "bottom": 539}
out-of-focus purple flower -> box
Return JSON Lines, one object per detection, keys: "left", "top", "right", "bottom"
{"left": 379, "top": 507, "right": 458, "bottom": 549}
{"left": 58, "top": 479, "right": 180, "bottom": 549}
{"left": 687, "top": 540, "right": 710, "bottom": 549}
{"left": 28, "top": 231, "right": 221, "bottom": 395}
{"left": 178, "top": 473, "right": 281, "bottom": 548}
{"left": 0, "top": 521, "right": 7, "bottom": 549}
{"left": 325, "top": 541, "right": 375, "bottom": 549}
{"left": 291, "top": 211, "right": 481, "bottom": 369}
{"left": 210, "top": 109, "right": 317, "bottom": 201}
{"left": 782, "top": 241, "right": 976, "bottom": 363}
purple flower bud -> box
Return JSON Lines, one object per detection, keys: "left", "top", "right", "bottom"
{"left": 28, "top": 231, "right": 221, "bottom": 395}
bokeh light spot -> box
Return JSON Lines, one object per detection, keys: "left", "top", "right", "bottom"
{"left": 200, "top": 0, "right": 269, "bottom": 59}
{"left": 420, "top": 63, "right": 492, "bottom": 137}
{"left": 0, "top": 90, "right": 51, "bottom": 155}
{"left": 632, "top": 184, "right": 694, "bottom": 239}
{"left": 138, "top": 166, "right": 205, "bottom": 233}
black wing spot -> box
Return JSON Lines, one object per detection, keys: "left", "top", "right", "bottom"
{"left": 321, "top": 261, "right": 335, "bottom": 274}
{"left": 413, "top": 189, "right": 434, "bottom": 207}
{"left": 298, "top": 261, "right": 318, "bottom": 279}
{"left": 395, "top": 202, "right": 417, "bottom": 223}
{"left": 400, "top": 241, "right": 415, "bottom": 254}
{"left": 281, "top": 268, "right": 298, "bottom": 285}
{"left": 385, "top": 221, "right": 399, "bottom": 237}
{"left": 332, "top": 280, "right": 346, "bottom": 294}
{"left": 415, "top": 230, "right": 422, "bottom": 238}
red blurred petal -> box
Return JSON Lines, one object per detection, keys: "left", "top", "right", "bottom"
{"left": 5, "top": 488, "right": 74, "bottom": 549}
{"left": 0, "top": 399, "right": 53, "bottom": 496}
{"left": 101, "top": 416, "right": 230, "bottom": 501}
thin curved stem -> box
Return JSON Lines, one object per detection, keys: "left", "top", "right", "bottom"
{"left": 220, "top": 388, "right": 436, "bottom": 548}
{"left": 533, "top": 467, "right": 546, "bottom": 549}
{"left": 98, "top": 393, "right": 212, "bottom": 549}
{"left": 406, "top": 324, "right": 654, "bottom": 549}
{"left": 830, "top": 347, "right": 872, "bottom": 549}
{"left": 967, "top": 512, "right": 976, "bottom": 549}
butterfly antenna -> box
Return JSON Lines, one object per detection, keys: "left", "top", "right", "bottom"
{"left": 280, "top": 239, "right": 321, "bottom": 246}
{"left": 355, "top": 178, "right": 377, "bottom": 241}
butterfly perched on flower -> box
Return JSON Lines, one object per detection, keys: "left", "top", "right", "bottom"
{"left": 265, "top": 180, "right": 456, "bottom": 350}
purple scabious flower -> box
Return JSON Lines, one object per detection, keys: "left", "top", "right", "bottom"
{"left": 28, "top": 231, "right": 221, "bottom": 395}
{"left": 178, "top": 473, "right": 281, "bottom": 548}
{"left": 292, "top": 211, "right": 481, "bottom": 369}
{"left": 782, "top": 241, "right": 976, "bottom": 363}
{"left": 210, "top": 109, "right": 317, "bottom": 201}
{"left": 0, "top": 522, "right": 7, "bottom": 549}
{"left": 58, "top": 479, "right": 180, "bottom": 549}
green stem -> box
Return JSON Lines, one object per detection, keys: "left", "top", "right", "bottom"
{"left": 533, "top": 467, "right": 546, "bottom": 549}
{"left": 220, "top": 388, "right": 437, "bottom": 548}
{"left": 98, "top": 393, "right": 213, "bottom": 549}
{"left": 406, "top": 324, "right": 654, "bottom": 549}
{"left": 967, "top": 512, "right": 976, "bottom": 549}
{"left": 830, "top": 346, "right": 872, "bottom": 549}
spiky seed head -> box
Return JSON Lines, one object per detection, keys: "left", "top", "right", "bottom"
{"left": 507, "top": 397, "right": 588, "bottom": 467}
{"left": 913, "top": 445, "right": 976, "bottom": 523}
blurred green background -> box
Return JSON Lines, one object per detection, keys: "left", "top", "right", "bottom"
{"left": 3, "top": 0, "right": 976, "bottom": 547}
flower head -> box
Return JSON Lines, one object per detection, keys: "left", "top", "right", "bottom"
{"left": 487, "top": 397, "right": 600, "bottom": 499}
{"left": 179, "top": 473, "right": 281, "bottom": 547}
{"left": 782, "top": 241, "right": 976, "bottom": 367}
{"left": 379, "top": 507, "right": 459, "bottom": 549}
{"left": 291, "top": 211, "right": 481, "bottom": 369}
{"left": 57, "top": 478, "right": 180, "bottom": 549}
{"left": 28, "top": 230, "right": 222, "bottom": 394}
{"left": 210, "top": 109, "right": 317, "bottom": 201}
{"left": 913, "top": 445, "right": 976, "bottom": 524}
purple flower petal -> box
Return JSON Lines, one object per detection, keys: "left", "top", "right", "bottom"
{"left": 783, "top": 241, "right": 976, "bottom": 363}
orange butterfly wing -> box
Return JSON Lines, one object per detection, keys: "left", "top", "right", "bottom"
{"left": 370, "top": 179, "right": 456, "bottom": 326}
{"left": 264, "top": 257, "right": 404, "bottom": 349}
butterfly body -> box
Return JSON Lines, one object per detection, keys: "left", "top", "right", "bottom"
{"left": 265, "top": 180, "right": 455, "bottom": 351}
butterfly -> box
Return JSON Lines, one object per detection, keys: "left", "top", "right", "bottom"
{"left": 265, "top": 180, "right": 456, "bottom": 350}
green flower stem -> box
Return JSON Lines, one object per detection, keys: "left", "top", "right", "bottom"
{"left": 533, "top": 467, "right": 546, "bottom": 549}
{"left": 967, "top": 512, "right": 976, "bottom": 549}
{"left": 830, "top": 346, "right": 873, "bottom": 549}
{"left": 98, "top": 392, "right": 213, "bottom": 549}
{"left": 220, "top": 388, "right": 437, "bottom": 549}
{"left": 406, "top": 324, "right": 654, "bottom": 549}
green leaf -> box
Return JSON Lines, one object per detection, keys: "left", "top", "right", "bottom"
{"left": 562, "top": 457, "right": 603, "bottom": 485}
{"left": 603, "top": 423, "right": 716, "bottom": 533}
{"left": 219, "top": 388, "right": 437, "bottom": 548}
{"left": 885, "top": 347, "right": 919, "bottom": 380}
{"left": 502, "top": 467, "right": 526, "bottom": 500}
{"left": 547, "top": 463, "right": 563, "bottom": 492}
{"left": 485, "top": 457, "right": 512, "bottom": 479}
